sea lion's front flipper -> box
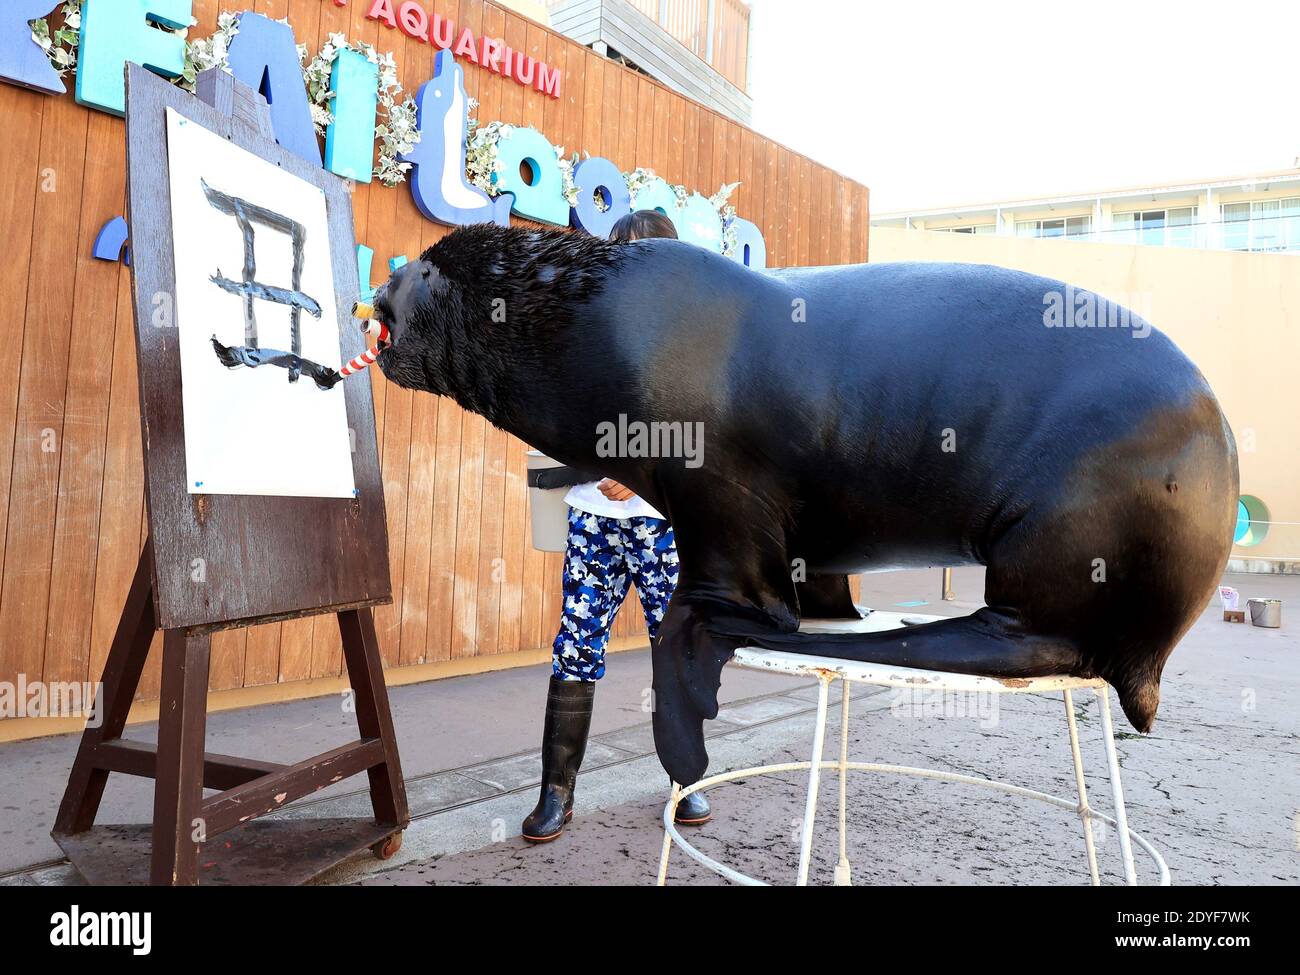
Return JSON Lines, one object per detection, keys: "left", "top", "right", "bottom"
{"left": 795, "top": 573, "right": 864, "bottom": 620}
{"left": 651, "top": 595, "right": 786, "bottom": 786}
{"left": 655, "top": 595, "right": 748, "bottom": 785}
{"left": 651, "top": 602, "right": 723, "bottom": 787}
{"left": 647, "top": 481, "right": 803, "bottom": 785}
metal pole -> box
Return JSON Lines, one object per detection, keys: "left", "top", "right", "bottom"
{"left": 742, "top": 0, "right": 753, "bottom": 93}
{"left": 1063, "top": 689, "right": 1100, "bottom": 885}
{"left": 834, "top": 681, "right": 852, "bottom": 885}
{"left": 657, "top": 781, "right": 681, "bottom": 886}
{"left": 797, "top": 676, "right": 831, "bottom": 885}
{"left": 1098, "top": 687, "right": 1138, "bottom": 884}
{"left": 941, "top": 567, "right": 955, "bottom": 601}
{"left": 705, "top": 0, "right": 717, "bottom": 64}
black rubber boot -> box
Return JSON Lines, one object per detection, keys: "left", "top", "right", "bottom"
{"left": 521, "top": 677, "right": 595, "bottom": 843}
{"left": 673, "top": 781, "right": 713, "bottom": 826}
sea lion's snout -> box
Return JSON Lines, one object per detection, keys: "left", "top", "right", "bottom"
{"left": 371, "top": 258, "right": 443, "bottom": 348}
{"left": 368, "top": 258, "right": 451, "bottom": 393}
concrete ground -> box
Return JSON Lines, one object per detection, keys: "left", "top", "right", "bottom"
{"left": 2, "top": 567, "right": 1296, "bottom": 886}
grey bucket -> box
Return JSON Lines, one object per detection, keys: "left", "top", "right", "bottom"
{"left": 526, "top": 450, "right": 570, "bottom": 553}
{"left": 1247, "top": 598, "right": 1281, "bottom": 628}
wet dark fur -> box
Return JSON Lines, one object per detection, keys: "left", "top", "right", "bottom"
{"left": 374, "top": 223, "right": 1239, "bottom": 785}
{"left": 375, "top": 225, "right": 629, "bottom": 427}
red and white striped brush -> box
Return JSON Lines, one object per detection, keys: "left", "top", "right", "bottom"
{"left": 340, "top": 301, "right": 390, "bottom": 378}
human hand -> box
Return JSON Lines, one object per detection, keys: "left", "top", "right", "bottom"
{"left": 598, "top": 478, "right": 636, "bottom": 502}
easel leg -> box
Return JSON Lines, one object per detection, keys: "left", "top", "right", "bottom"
{"left": 150, "top": 628, "right": 211, "bottom": 886}
{"left": 338, "top": 608, "right": 409, "bottom": 827}
{"left": 53, "top": 546, "right": 156, "bottom": 835}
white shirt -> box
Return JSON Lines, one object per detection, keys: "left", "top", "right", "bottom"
{"left": 564, "top": 481, "right": 665, "bottom": 521}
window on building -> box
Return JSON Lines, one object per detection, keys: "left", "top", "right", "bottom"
{"left": 943, "top": 224, "right": 996, "bottom": 235}
{"left": 1222, "top": 202, "right": 1254, "bottom": 251}
{"left": 1112, "top": 207, "right": 1197, "bottom": 247}
{"left": 1221, "top": 198, "right": 1300, "bottom": 252}
{"left": 1015, "top": 216, "right": 1091, "bottom": 240}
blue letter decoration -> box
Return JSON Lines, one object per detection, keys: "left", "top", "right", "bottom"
{"left": 404, "top": 49, "right": 511, "bottom": 227}
{"left": 0, "top": 1, "right": 65, "bottom": 94}
{"left": 325, "top": 48, "right": 378, "bottom": 182}
{"left": 76, "top": 0, "right": 191, "bottom": 115}
{"left": 730, "top": 216, "right": 767, "bottom": 269}
{"left": 494, "top": 126, "right": 568, "bottom": 226}
{"left": 356, "top": 249, "right": 409, "bottom": 299}
{"left": 226, "top": 12, "right": 321, "bottom": 165}
{"left": 631, "top": 175, "right": 678, "bottom": 218}
{"left": 357, "top": 244, "right": 377, "bottom": 301}
{"left": 93, "top": 215, "right": 131, "bottom": 264}
{"left": 569, "top": 156, "right": 631, "bottom": 237}
{"left": 675, "top": 192, "right": 723, "bottom": 253}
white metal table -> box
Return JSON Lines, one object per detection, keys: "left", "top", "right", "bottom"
{"left": 657, "top": 611, "right": 1169, "bottom": 887}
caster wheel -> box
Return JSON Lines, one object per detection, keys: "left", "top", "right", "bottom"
{"left": 371, "top": 831, "right": 403, "bottom": 860}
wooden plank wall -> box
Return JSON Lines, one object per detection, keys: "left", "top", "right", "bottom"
{"left": 0, "top": 0, "right": 869, "bottom": 713}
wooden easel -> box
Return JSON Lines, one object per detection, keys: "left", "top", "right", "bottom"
{"left": 52, "top": 66, "right": 408, "bottom": 886}
{"left": 51, "top": 543, "right": 408, "bottom": 885}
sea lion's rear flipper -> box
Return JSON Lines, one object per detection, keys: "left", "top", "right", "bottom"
{"left": 741, "top": 610, "right": 1172, "bottom": 732}
{"left": 795, "top": 573, "right": 864, "bottom": 620}
{"left": 648, "top": 603, "right": 1083, "bottom": 785}
{"left": 741, "top": 607, "right": 1084, "bottom": 685}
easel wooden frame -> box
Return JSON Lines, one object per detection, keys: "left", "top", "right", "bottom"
{"left": 51, "top": 66, "right": 408, "bottom": 886}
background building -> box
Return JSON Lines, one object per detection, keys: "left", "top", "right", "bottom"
{"left": 873, "top": 168, "right": 1300, "bottom": 253}
{"left": 545, "top": 0, "right": 752, "bottom": 123}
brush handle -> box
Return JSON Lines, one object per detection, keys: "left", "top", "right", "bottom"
{"left": 338, "top": 321, "right": 390, "bottom": 378}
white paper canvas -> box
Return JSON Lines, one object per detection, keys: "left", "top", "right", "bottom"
{"left": 166, "top": 107, "right": 356, "bottom": 498}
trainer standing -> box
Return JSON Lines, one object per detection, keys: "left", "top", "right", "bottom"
{"left": 521, "top": 211, "right": 712, "bottom": 843}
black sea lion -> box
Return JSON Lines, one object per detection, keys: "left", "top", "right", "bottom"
{"left": 372, "top": 224, "right": 1239, "bottom": 785}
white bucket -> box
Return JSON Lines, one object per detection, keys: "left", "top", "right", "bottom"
{"left": 526, "top": 450, "right": 571, "bottom": 553}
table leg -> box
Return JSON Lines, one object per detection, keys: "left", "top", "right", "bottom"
{"left": 1097, "top": 687, "right": 1138, "bottom": 884}
{"left": 834, "top": 681, "right": 852, "bottom": 886}
{"left": 1063, "top": 689, "right": 1100, "bottom": 885}
{"left": 797, "top": 675, "right": 831, "bottom": 886}
{"left": 657, "top": 781, "right": 681, "bottom": 886}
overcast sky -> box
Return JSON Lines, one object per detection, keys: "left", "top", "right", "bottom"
{"left": 748, "top": 0, "right": 1300, "bottom": 213}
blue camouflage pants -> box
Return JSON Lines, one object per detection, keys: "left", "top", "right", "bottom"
{"left": 552, "top": 506, "right": 679, "bottom": 681}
